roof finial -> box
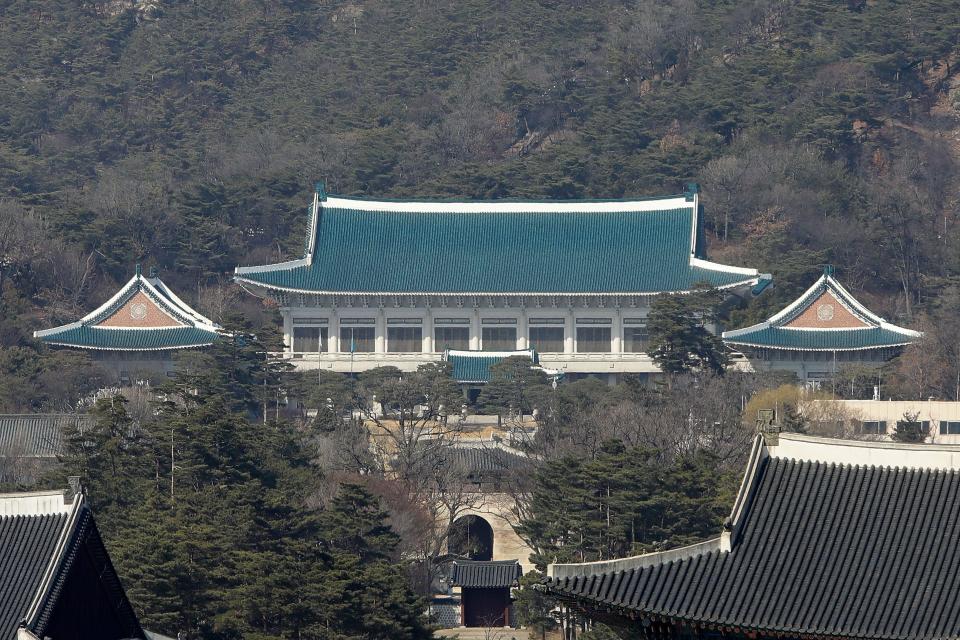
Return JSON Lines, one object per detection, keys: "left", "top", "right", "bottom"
{"left": 684, "top": 182, "right": 699, "bottom": 202}
{"left": 315, "top": 181, "right": 327, "bottom": 201}
{"left": 824, "top": 264, "right": 834, "bottom": 277}
{"left": 135, "top": 263, "right": 142, "bottom": 277}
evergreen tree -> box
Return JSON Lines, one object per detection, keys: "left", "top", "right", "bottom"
{"left": 518, "top": 443, "right": 736, "bottom": 569}
{"left": 647, "top": 288, "right": 729, "bottom": 376}
{"left": 477, "top": 356, "right": 553, "bottom": 415}
{"left": 893, "top": 411, "right": 928, "bottom": 443}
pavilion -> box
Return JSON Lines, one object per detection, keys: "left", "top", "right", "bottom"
{"left": 545, "top": 432, "right": 960, "bottom": 639}
{"left": 723, "top": 267, "right": 921, "bottom": 386}
{"left": 0, "top": 486, "right": 146, "bottom": 639}
{"left": 34, "top": 266, "right": 221, "bottom": 384}
{"left": 235, "top": 183, "right": 769, "bottom": 383}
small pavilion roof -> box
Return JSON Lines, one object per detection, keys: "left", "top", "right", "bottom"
{"left": 34, "top": 267, "right": 221, "bottom": 352}
{"left": 442, "top": 441, "right": 532, "bottom": 477}
{"left": 235, "top": 185, "right": 768, "bottom": 296}
{"left": 545, "top": 433, "right": 960, "bottom": 639}
{"left": 444, "top": 349, "right": 545, "bottom": 384}
{"left": 451, "top": 559, "right": 522, "bottom": 589}
{"left": 0, "top": 489, "right": 144, "bottom": 639}
{"left": 722, "top": 270, "right": 921, "bottom": 351}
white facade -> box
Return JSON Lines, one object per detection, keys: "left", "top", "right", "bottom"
{"left": 278, "top": 296, "right": 664, "bottom": 377}
{"left": 805, "top": 399, "right": 960, "bottom": 444}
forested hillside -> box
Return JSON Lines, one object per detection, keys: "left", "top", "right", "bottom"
{"left": 0, "top": 2, "right": 955, "bottom": 360}
{"left": 5, "top": 0, "right": 960, "bottom": 404}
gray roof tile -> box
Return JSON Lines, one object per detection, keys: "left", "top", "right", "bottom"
{"left": 547, "top": 456, "right": 960, "bottom": 638}
{"left": 451, "top": 560, "right": 522, "bottom": 588}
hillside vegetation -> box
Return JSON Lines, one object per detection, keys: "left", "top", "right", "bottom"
{"left": 4, "top": 0, "right": 960, "bottom": 403}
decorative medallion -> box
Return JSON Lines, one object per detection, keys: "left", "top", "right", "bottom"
{"left": 816, "top": 303, "right": 835, "bottom": 322}
{"left": 130, "top": 302, "right": 148, "bottom": 320}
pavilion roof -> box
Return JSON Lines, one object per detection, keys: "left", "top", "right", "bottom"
{"left": 34, "top": 267, "right": 221, "bottom": 352}
{"left": 442, "top": 441, "right": 531, "bottom": 476}
{"left": 545, "top": 433, "right": 960, "bottom": 639}
{"left": 451, "top": 559, "right": 522, "bottom": 589}
{"left": 444, "top": 349, "right": 538, "bottom": 384}
{"left": 235, "top": 186, "right": 767, "bottom": 296}
{"left": 0, "top": 490, "right": 144, "bottom": 639}
{"left": 722, "top": 271, "right": 921, "bottom": 351}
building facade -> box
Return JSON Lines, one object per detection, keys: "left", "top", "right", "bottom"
{"left": 804, "top": 399, "right": 960, "bottom": 442}
{"left": 723, "top": 268, "right": 921, "bottom": 385}
{"left": 236, "top": 184, "right": 768, "bottom": 382}
{"left": 34, "top": 266, "right": 221, "bottom": 383}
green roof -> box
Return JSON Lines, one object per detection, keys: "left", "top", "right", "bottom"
{"left": 235, "top": 192, "right": 763, "bottom": 295}
{"left": 35, "top": 268, "right": 221, "bottom": 352}
{"left": 446, "top": 350, "right": 537, "bottom": 384}
{"left": 723, "top": 273, "right": 921, "bottom": 351}
{"left": 39, "top": 326, "right": 219, "bottom": 351}
{"left": 723, "top": 326, "right": 918, "bottom": 351}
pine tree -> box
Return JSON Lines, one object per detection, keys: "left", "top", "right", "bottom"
{"left": 647, "top": 288, "right": 729, "bottom": 376}
{"left": 477, "top": 356, "right": 552, "bottom": 415}
{"left": 893, "top": 411, "right": 928, "bottom": 443}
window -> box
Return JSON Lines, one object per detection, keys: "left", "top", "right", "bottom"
{"left": 940, "top": 421, "right": 960, "bottom": 435}
{"left": 388, "top": 326, "right": 422, "bottom": 352}
{"left": 434, "top": 326, "right": 470, "bottom": 351}
{"left": 482, "top": 327, "right": 517, "bottom": 350}
{"left": 293, "top": 326, "right": 328, "bottom": 353}
{"left": 529, "top": 327, "right": 564, "bottom": 352}
{"left": 434, "top": 318, "right": 470, "bottom": 352}
{"left": 339, "top": 326, "right": 375, "bottom": 353}
{"left": 623, "top": 319, "right": 649, "bottom": 353}
{"left": 577, "top": 327, "right": 611, "bottom": 353}
{"left": 860, "top": 420, "right": 887, "bottom": 435}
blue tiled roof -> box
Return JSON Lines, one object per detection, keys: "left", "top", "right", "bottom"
{"left": 236, "top": 194, "right": 762, "bottom": 294}
{"left": 35, "top": 269, "right": 221, "bottom": 352}
{"left": 723, "top": 273, "right": 920, "bottom": 351}
{"left": 724, "top": 326, "right": 917, "bottom": 351}
{"left": 448, "top": 355, "right": 509, "bottom": 384}
{"left": 446, "top": 350, "right": 538, "bottom": 384}
{"left": 40, "top": 326, "right": 218, "bottom": 351}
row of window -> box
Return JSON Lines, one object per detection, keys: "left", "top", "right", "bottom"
{"left": 291, "top": 325, "right": 650, "bottom": 354}
{"left": 859, "top": 421, "right": 960, "bottom": 435}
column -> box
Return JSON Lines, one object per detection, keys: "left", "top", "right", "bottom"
{"left": 422, "top": 309, "right": 433, "bottom": 353}
{"left": 564, "top": 311, "right": 574, "bottom": 354}
{"left": 375, "top": 309, "right": 386, "bottom": 353}
{"left": 612, "top": 310, "right": 622, "bottom": 354}
{"left": 282, "top": 309, "right": 293, "bottom": 354}
{"left": 517, "top": 310, "right": 528, "bottom": 350}
{"left": 470, "top": 310, "right": 481, "bottom": 350}
{"left": 328, "top": 312, "right": 339, "bottom": 353}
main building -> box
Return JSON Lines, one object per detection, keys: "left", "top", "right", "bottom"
{"left": 235, "top": 184, "right": 768, "bottom": 381}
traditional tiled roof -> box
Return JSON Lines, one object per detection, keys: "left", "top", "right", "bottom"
{"left": 235, "top": 186, "right": 767, "bottom": 295}
{"left": 723, "top": 270, "right": 921, "bottom": 351}
{"left": 34, "top": 267, "right": 221, "bottom": 352}
{"left": 451, "top": 560, "right": 522, "bottom": 589}
{"left": 0, "top": 490, "right": 144, "bottom": 639}
{"left": 445, "top": 350, "right": 538, "bottom": 384}
{"left": 0, "top": 414, "right": 91, "bottom": 458}
{"left": 546, "top": 433, "right": 960, "bottom": 639}
{"left": 443, "top": 442, "right": 531, "bottom": 476}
